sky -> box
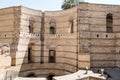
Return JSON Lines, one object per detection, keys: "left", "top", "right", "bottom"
{"left": 0, "top": 0, "right": 120, "bottom": 11}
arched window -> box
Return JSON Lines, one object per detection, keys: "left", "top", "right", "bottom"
{"left": 106, "top": 13, "right": 113, "bottom": 33}
{"left": 49, "top": 50, "right": 56, "bottom": 63}
{"left": 29, "top": 24, "right": 33, "bottom": 33}
{"left": 28, "top": 44, "right": 34, "bottom": 63}
{"left": 29, "top": 18, "right": 34, "bottom": 33}
{"left": 49, "top": 18, "right": 56, "bottom": 34}
{"left": 68, "top": 18, "right": 74, "bottom": 33}
{"left": 50, "top": 27, "right": 55, "bottom": 34}
{"left": 70, "top": 20, "right": 74, "bottom": 33}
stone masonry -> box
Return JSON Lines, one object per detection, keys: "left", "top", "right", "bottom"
{"left": 0, "top": 2, "right": 120, "bottom": 78}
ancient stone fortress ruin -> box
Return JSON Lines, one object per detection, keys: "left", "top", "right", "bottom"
{"left": 0, "top": 2, "right": 120, "bottom": 80}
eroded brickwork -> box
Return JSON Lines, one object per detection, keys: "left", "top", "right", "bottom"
{"left": 0, "top": 2, "right": 120, "bottom": 78}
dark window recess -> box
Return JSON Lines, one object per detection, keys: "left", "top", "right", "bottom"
{"left": 106, "top": 35, "right": 108, "bottom": 37}
{"left": 49, "top": 50, "right": 56, "bottom": 63}
{"left": 28, "top": 47, "right": 32, "bottom": 63}
{"left": 50, "top": 27, "right": 56, "bottom": 34}
{"left": 97, "top": 34, "right": 99, "bottom": 37}
{"left": 29, "top": 24, "right": 33, "bottom": 33}
{"left": 70, "top": 20, "right": 74, "bottom": 33}
{"left": 106, "top": 13, "right": 113, "bottom": 33}
{"left": 29, "top": 19, "right": 34, "bottom": 33}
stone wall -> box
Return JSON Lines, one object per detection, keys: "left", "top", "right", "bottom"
{"left": 17, "top": 6, "right": 43, "bottom": 77}
{"left": 0, "top": 6, "right": 21, "bottom": 66}
{"left": 43, "top": 7, "right": 78, "bottom": 76}
{"left": 1, "top": 2, "right": 120, "bottom": 78}
{"left": 18, "top": 6, "right": 78, "bottom": 77}
{"left": 78, "top": 2, "right": 120, "bottom": 69}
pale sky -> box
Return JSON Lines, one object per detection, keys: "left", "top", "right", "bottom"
{"left": 0, "top": 0, "right": 120, "bottom": 11}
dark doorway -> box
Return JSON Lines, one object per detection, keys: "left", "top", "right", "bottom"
{"left": 49, "top": 50, "right": 56, "bottom": 63}
{"left": 28, "top": 43, "right": 34, "bottom": 63}
{"left": 26, "top": 72, "right": 37, "bottom": 77}
{"left": 28, "top": 46, "right": 32, "bottom": 63}
{"left": 47, "top": 74, "right": 55, "bottom": 80}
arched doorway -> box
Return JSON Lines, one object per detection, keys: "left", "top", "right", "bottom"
{"left": 47, "top": 74, "right": 55, "bottom": 80}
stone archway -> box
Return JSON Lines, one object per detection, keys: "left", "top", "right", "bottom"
{"left": 47, "top": 73, "right": 55, "bottom": 80}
